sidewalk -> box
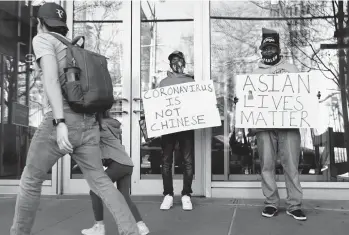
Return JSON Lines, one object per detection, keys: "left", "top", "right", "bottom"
{"left": 0, "top": 195, "right": 348, "bottom": 235}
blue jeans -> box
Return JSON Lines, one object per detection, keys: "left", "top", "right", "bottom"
{"left": 10, "top": 109, "right": 139, "bottom": 235}
{"left": 256, "top": 129, "right": 303, "bottom": 212}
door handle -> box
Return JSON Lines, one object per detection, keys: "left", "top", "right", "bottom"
{"left": 114, "top": 98, "right": 128, "bottom": 102}
{"left": 110, "top": 111, "right": 128, "bottom": 114}
{"left": 133, "top": 110, "right": 144, "bottom": 114}
{"left": 133, "top": 98, "right": 142, "bottom": 101}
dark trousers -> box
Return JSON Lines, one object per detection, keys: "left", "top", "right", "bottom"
{"left": 161, "top": 130, "right": 194, "bottom": 196}
{"left": 89, "top": 161, "right": 142, "bottom": 222}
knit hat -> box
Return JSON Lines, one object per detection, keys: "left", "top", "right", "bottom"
{"left": 259, "top": 28, "right": 280, "bottom": 50}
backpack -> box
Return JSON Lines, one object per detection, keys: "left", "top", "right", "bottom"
{"left": 48, "top": 32, "right": 114, "bottom": 114}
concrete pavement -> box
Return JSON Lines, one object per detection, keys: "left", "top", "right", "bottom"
{"left": 0, "top": 195, "right": 348, "bottom": 235}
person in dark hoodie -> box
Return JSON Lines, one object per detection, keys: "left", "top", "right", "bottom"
{"left": 251, "top": 28, "right": 306, "bottom": 221}
{"left": 159, "top": 51, "right": 195, "bottom": 211}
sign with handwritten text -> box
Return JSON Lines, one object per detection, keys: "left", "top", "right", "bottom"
{"left": 235, "top": 72, "right": 320, "bottom": 128}
{"left": 142, "top": 81, "right": 221, "bottom": 138}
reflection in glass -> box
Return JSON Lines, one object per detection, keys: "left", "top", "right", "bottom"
{"left": 141, "top": 0, "right": 194, "bottom": 20}
{"left": 0, "top": 1, "right": 48, "bottom": 179}
{"left": 70, "top": 22, "right": 124, "bottom": 178}
{"left": 210, "top": 1, "right": 348, "bottom": 182}
{"left": 74, "top": 0, "right": 124, "bottom": 21}
{"left": 140, "top": 10, "right": 194, "bottom": 177}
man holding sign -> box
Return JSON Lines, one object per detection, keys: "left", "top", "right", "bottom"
{"left": 247, "top": 28, "right": 306, "bottom": 221}
{"left": 158, "top": 51, "right": 195, "bottom": 211}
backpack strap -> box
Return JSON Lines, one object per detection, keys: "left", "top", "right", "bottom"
{"left": 71, "top": 36, "right": 85, "bottom": 48}
{"left": 46, "top": 32, "right": 74, "bottom": 100}
{"left": 47, "top": 32, "right": 73, "bottom": 47}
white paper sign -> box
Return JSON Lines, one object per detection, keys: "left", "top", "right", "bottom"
{"left": 142, "top": 80, "right": 221, "bottom": 138}
{"left": 235, "top": 72, "right": 320, "bottom": 129}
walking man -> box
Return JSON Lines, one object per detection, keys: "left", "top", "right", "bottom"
{"left": 10, "top": 3, "right": 140, "bottom": 235}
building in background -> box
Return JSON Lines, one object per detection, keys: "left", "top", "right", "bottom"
{"left": 0, "top": 0, "right": 348, "bottom": 198}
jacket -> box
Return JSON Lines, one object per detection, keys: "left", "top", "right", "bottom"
{"left": 100, "top": 118, "right": 134, "bottom": 167}
{"left": 159, "top": 71, "right": 194, "bottom": 87}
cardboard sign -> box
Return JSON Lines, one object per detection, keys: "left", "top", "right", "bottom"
{"left": 235, "top": 72, "right": 320, "bottom": 128}
{"left": 142, "top": 80, "right": 221, "bottom": 138}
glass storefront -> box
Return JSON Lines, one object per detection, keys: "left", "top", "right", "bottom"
{"left": 210, "top": 1, "right": 349, "bottom": 183}
{"left": 0, "top": 0, "right": 57, "bottom": 180}
{"left": 1, "top": 0, "right": 349, "bottom": 196}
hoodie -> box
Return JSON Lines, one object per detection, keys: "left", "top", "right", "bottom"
{"left": 159, "top": 71, "right": 194, "bottom": 87}
{"left": 100, "top": 118, "right": 134, "bottom": 167}
{"left": 249, "top": 57, "right": 299, "bottom": 134}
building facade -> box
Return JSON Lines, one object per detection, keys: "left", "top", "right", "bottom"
{"left": 0, "top": 0, "right": 349, "bottom": 199}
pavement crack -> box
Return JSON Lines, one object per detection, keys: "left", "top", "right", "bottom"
{"left": 227, "top": 206, "right": 238, "bottom": 235}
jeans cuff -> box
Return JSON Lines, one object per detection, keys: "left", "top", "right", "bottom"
{"left": 287, "top": 205, "right": 302, "bottom": 212}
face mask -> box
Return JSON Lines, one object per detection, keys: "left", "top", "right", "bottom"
{"left": 170, "top": 59, "right": 185, "bottom": 74}
{"left": 261, "top": 46, "right": 280, "bottom": 65}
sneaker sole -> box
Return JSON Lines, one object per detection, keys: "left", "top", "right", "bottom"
{"left": 140, "top": 230, "right": 150, "bottom": 235}
{"left": 262, "top": 211, "right": 277, "bottom": 218}
{"left": 182, "top": 207, "right": 193, "bottom": 211}
{"left": 286, "top": 211, "right": 307, "bottom": 221}
{"left": 160, "top": 203, "right": 173, "bottom": 210}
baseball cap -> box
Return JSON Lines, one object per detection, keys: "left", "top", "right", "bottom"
{"left": 259, "top": 28, "right": 280, "bottom": 50}
{"left": 37, "top": 2, "right": 67, "bottom": 28}
{"left": 168, "top": 51, "right": 185, "bottom": 61}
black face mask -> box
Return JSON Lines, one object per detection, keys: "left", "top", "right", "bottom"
{"left": 261, "top": 46, "right": 280, "bottom": 65}
{"left": 170, "top": 58, "right": 185, "bottom": 74}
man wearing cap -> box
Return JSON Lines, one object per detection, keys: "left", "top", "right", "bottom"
{"left": 251, "top": 28, "right": 307, "bottom": 221}
{"left": 10, "top": 3, "right": 140, "bottom": 235}
{"left": 158, "top": 51, "right": 195, "bottom": 211}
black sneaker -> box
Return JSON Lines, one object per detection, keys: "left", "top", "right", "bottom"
{"left": 262, "top": 206, "right": 278, "bottom": 218}
{"left": 286, "top": 209, "right": 307, "bottom": 221}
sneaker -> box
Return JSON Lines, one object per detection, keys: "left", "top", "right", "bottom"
{"left": 181, "top": 195, "right": 193, "bottom": 211}
{"left": 137, "top": 221, "right": 150, "bottom": 235}
{"left": 81, "top": 223, "right": 105, "bottom": 235}
{"left": 261, "top": 206, "right": 278, "bottom": 218}
{"left": 287, "top": 209, "right": 307, "bottom": 221}
{"left": 321, "top": 165, "right": 329, "bottom": 172}
{"left": 160, "top": 195, "right": 173, "bottom": 210}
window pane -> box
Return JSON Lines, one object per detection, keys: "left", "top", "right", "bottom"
{"left": 74, "top": 0, "right": 124, "bottom": 21}
{"left": 141, "top": 0, "right": 194, "bottom": 20}
{"left": 0, "top": 1, "right": 49, "bottom": 180}
{"left": 140, "top": 20, "right": 194, "bottom": 177}
{"left": 210, "top": 0, "right": 330, "bottom": 18}
{"left": 211, "top": 1, "right": 348, "bottom": 182}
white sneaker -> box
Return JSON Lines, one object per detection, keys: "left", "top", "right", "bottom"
{"left": 137, "top": 221, "right": 150, "bottom": 235}
{"left": 321, "top": 165, "right": 329, "bottom": 172}
{"left": 81, "top": 223, "right": 105, "bottom": 235}
{"left": 160, "top": 195, "right": 173, "bottom": 210}
{"left": 181, "top": 195, "right": 193, "bottom": 211}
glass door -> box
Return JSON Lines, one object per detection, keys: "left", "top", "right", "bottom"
{"left": 130, "top": 1, "right": 205, "bottom": 196}
{"left": 0, "top": 0, "right": 59, "bottom": 195}
{"left": 62, "top": 0, "right": 132, "bottom": 194}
